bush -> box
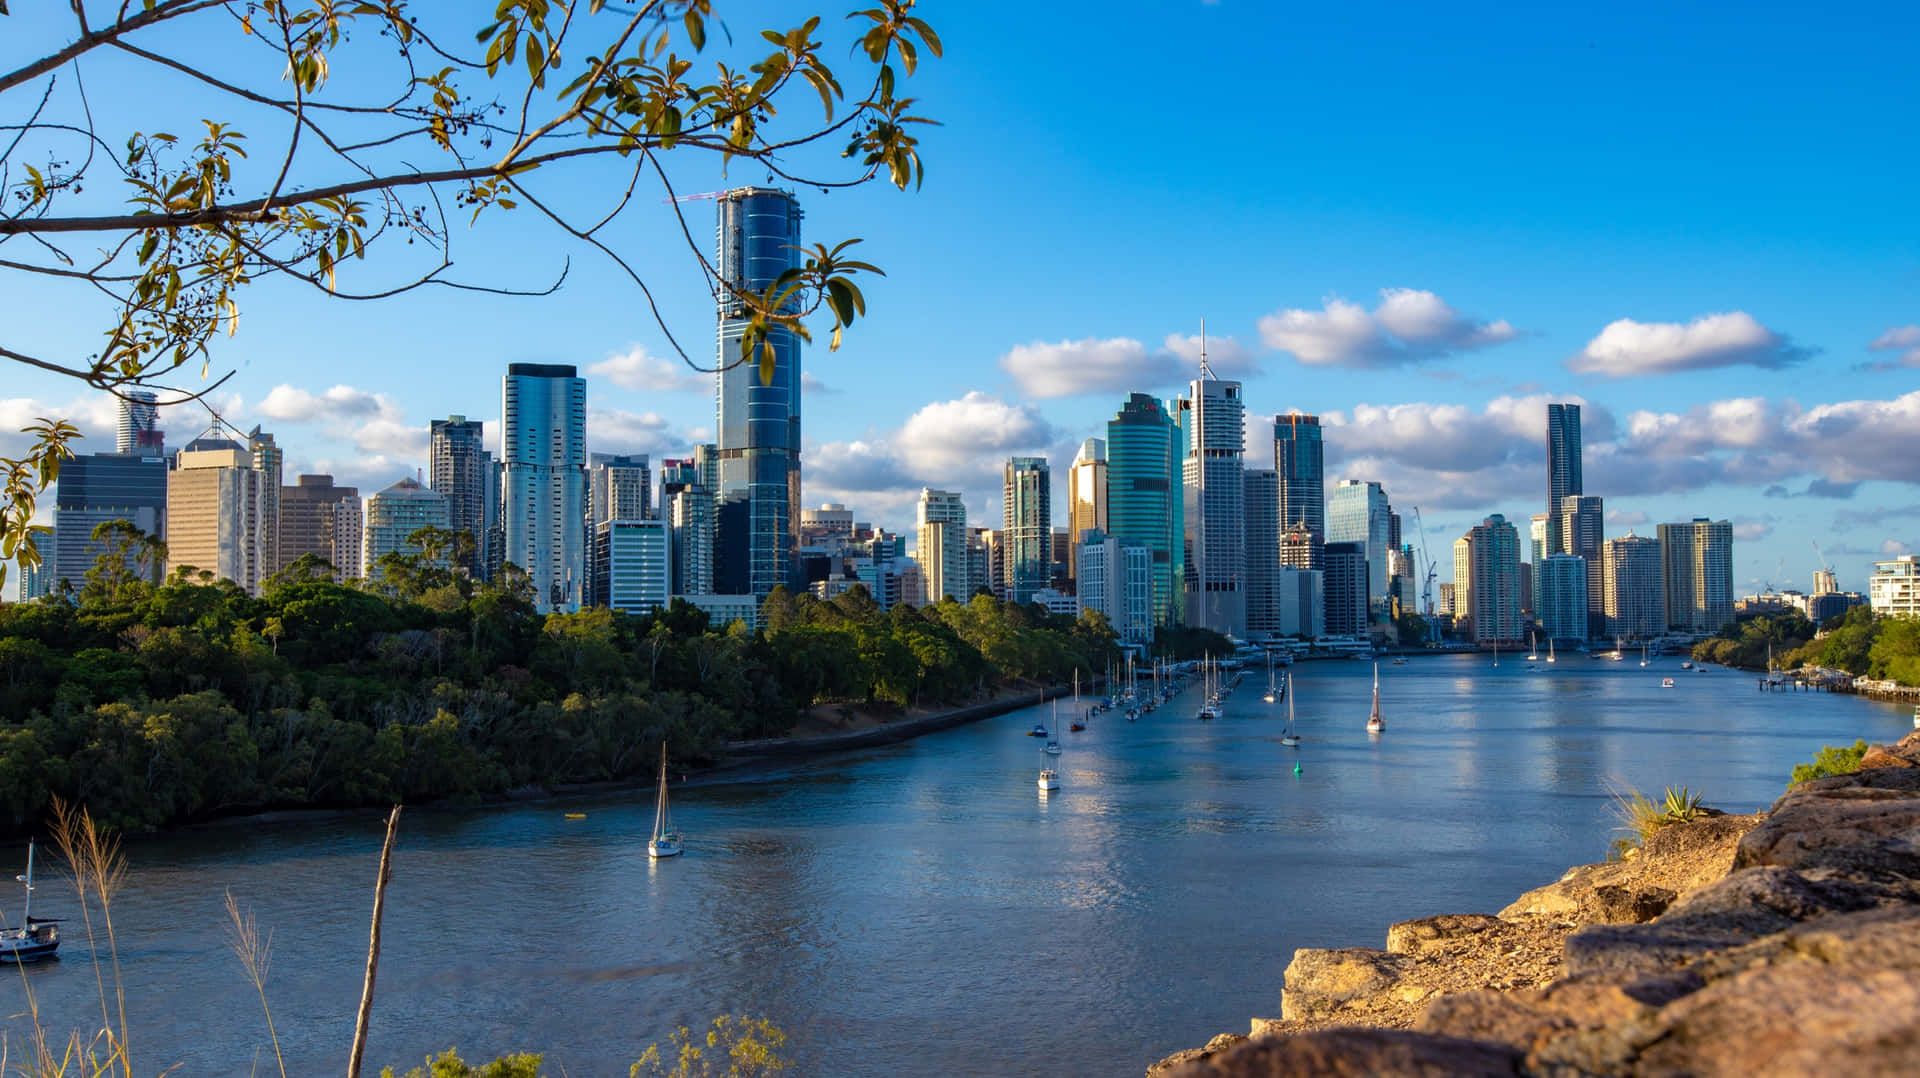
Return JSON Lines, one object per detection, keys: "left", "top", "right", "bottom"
{"left": 1790, "top": 739, "right": 1869, "bottom": 786}
{"left": 1609, "top": 783, "right": 1710, "bottom": 858}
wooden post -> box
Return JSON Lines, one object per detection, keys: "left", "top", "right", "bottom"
{"left": 348, "top": 806, "right": 402, "bottom": 1078}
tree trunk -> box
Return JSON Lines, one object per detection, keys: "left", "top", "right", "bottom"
{"left": 347, "top": 805, "right": 402, "bottom": 1078}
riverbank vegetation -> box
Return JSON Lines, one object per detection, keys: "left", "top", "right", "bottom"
{"left": 0, "top": 534, "right": 1119, "bottom": 835}
{"left": 1692, "top": 606, "right": 1920, "bottom": 685}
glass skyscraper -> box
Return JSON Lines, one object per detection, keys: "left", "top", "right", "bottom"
{"left": 430, "top": 415, "right": 492, "bottom": 579}
{"left": 1546, "top": 402, "right": 1582, "bottom": 555}
{"left": 502, "top": 362, "right": 587, "bottom": 613}
{"left": 1327, "top": 479, "right": 1392, "bottom": 618}
{"left": 715, "top": 187, "right": 804, "bottom": 601}
{"left": 1106, "top": 392, "right": 1183, "bottom": 627}
{"left": 1002, "top": 456, "right": 1051, "bottom": 605}
{"left": 1274, "top": 412, "right": 1325, "bottom": 551}
{"left": 1176, "top": 377, "right": 1246, "bottom": 638}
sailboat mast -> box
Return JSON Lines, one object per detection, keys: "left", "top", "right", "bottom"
{"left": 20, "top": 839, "right": 31, "bottom": 924}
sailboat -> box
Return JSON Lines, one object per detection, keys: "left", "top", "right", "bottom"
{"left": 1547, "top": 638, "right": 1556, "bottom": 663}
{"left": 1197, "top": 653, "right": 1219, "bottom": 720}
{"left": 1069, "top": 671, "right": 1087, "bottom": 732}
{"left": 1038, "top": 747, "right": 1060, "bottom": 792}
{"left": 1491, "top": 639, "right": 1499, "bottom": 668}
{"left": 1280, "top": 672, "right": 1301, "bottom": 747}
{"left": 1044, "top": 702, "right": 1062, "bottom": 755}
{"left": 1, "top": 841, "right": 59, "bottom": 964}
{"left": 1263, "top": 651, "right": 1278, "bottom": 704}
{"left": 647, "top": 743, "right": 683, "bottom": 859}
{"left": 1526, "top": 631, "right": 1538, "bottom": 661}
{"left": 1640, "top": 643, "right": 1649, "bottom": 668}
{"left": 1365, "top": 663, "right": 1385, "bottom": 733}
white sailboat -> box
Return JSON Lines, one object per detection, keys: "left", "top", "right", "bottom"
{"left": 1280, "top": 672, "right": 1300, "bottom": 747}
{"left": 1526, "top": 631, "right": 1538, "bottom": 661}
{"left": 1640, "top": 643, "right": 1649, "bottom": 668}
{"left": 1366, "top": 663, "right": 1385, "bottom": 733}
{"left": 1, "top": 841, "right": 59, "bottom": 964}
{"left": 1263, "top": 651, "right": 1278, "bottom": 704}
{"left": 1547, "top": 638, "right": 1556, "bottom": 663}
{"left": 1038, "top": 752, "right": 1059, "bottom": 792}
{"left": 1044, "top": 701, "right": 1062, "bottom": 755}
{"left": 1491, "top": 639, "right": 1499, "bottom": 668}
{"left": 647, "top": 743, "right": 683, "bottom": 859}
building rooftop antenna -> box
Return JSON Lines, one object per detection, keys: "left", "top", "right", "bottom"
{"left": 1198, "top": 317, "right": 1214, "bottom": 381}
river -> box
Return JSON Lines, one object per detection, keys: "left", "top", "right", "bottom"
{"left": 3, "top": 655, "right": 1909, "bottom": 1076}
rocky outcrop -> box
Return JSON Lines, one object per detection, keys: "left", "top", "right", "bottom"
{"left": 1151, "top": 729, "right": 1920, "bottom": 1077}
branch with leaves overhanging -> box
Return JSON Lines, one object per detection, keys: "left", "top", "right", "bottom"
{"left": 0, "top": 0, "right": 941, "bottom": 596}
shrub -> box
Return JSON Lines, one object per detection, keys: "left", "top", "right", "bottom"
{"left": 1790, "top": 739, "right": 1870, "bottom": 786}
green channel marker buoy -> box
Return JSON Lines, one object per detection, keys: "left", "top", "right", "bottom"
{"left": 1293, "top": 762, "right": 1303, "bottom": 776}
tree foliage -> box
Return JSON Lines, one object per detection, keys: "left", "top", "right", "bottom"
{"left": 1691, "top": 611, "right": 1815, "bottom": 671}
{"left": 0, "top": 528, "right": 1116, "bottom": 835}
{"left": 0, "top": 0, "right": 941, "bottom": 587}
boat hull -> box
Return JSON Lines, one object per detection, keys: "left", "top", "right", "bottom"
{"left": 0, "top": 931, "right": 59, "bottom": 964}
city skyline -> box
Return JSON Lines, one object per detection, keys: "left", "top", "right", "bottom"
{"left": 4, "top": 2, "right": 1917, "bottom": 600}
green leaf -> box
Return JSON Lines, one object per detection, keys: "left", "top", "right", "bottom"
{"left": 759, "top": 339, "right": 775, "bottom": 386}
{"left": 684, "top": 9, "right": 706, "bottom": 50}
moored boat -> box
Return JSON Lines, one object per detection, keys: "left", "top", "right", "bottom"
{"left": 1, "top": 840, "right": 59, "bottom": 964}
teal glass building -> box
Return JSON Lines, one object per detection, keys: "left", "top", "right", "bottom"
{"left": 1105, "top": 393, "right": 1183, "bottom": 627}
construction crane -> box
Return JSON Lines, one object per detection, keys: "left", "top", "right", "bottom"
{"left": 662, "top": 189, "right": 728, "bottom": 204}
{"left": 1811, "top": 539, "right": 1836, "bottom": 593}
{"left": 1412, "top": 507, "right": 1439, "bottom": 616}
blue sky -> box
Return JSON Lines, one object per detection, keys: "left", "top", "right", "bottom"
{"left": 4, "top": 0, "right": 1918, "bottom": 600}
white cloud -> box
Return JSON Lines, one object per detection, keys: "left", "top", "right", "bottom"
{"left": 1865, "top": 325, "right": 1920, "bottom": 370}
{"left": 257, "top": 384, "right": 390, "bottom": 423}
{"left": 1258, "top": 289, "right": 1519, "bottom": 368}
{"left": 1881, "top": 539, "right": 1911, "bottom": 556}
{"left": 800, "top": 372, "right": 836, "bottom": 394}
{"left": 0, "top": 395, "right": 122, "bottom": 455}
{"left": 1567, "top": 312, "right": 1810, "bottom": 377}
{"left": 587, "top": 407, "right": 694, "bottom": 457}
{"left": 587, "top": 346, "right": 708, "bottom": 393}
{"left": 1160, "top": 332, "right": 1261, "bottom": 379}
{"left": 1732, "top": 521, "right": 1774, "bottom": 542}
{"left": 999, "top": 332, "right": 1257, "bottom": 398}
{"left": 898, "top": 391, "right": 1057, "bottom": 481}
{"left": 1607, "top": 509, "right": 1650, "bottom": 528}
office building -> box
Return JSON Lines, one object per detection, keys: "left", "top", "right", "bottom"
{"left": 1067, "top": 438, "right": 1107, "bottom": 590}
{"left": 1243, "top": 468, "right": 1281, "bottom": 640}
{"left": 363, "top": 477, "right": 451, "bottom": 578}
{"left": 916, "top": 489, "right": 968, "bottom": 603}
{"left": 1323, "top": 541, "right": 1369, "bottom": 636}
{"left": 1050, "top": 527, "right": 1071, "bottom": 592}
{"left": 594, "top": 518, "right": 672, "bottom": 614}
{"left": 1175, "top": 374, "right": 1246, "bottom": 638}
{"left": 1002, "top": 456, "right": 1051, "bottom": 604}
{"left": 165, "top": 437, "right": 269, "bottom": 592}
{"left": 1537, "top": 554, "right": 1589, "bottom": 642}
{"left": 588, "top": 453, "right": 652, "bottom": 524}
{"left": 1274, "top": 411, "right": 1325, "bottom": 548}
{"left": 661, "top": 457, "right": 713, "bottom": 596}
{"left": 1106, "top": 392, "right": 1184, "bottom": 627}
{"left": 1458, "top": 514, "right": 1522, "bottom": 645}
{"left": 1546, "top": 402, "right": 1582, "bottom": 554}
{"left": 1327, "top": 479, "right": 1392, "bottom": 618}
{"left": 279, "top": 475, "right": 360, "bottom": 578}
{"left": 1556, "top": 494, "right": 1604, "bottom": 636}
{"left": 116, "top": 390, "right": 162, "bottom": 454}
{"left": 51, "top": 450, "right": 167, "bottom": 592}
{"left": 680, "top": 592, "right": 762, "bottom": 632}
{"left": 1602, "top": 531, "right": 1665, "bottom": 639}
{"left": 248, "top": 428, "right": 282, "bottom": 577}
{"left": 967, "top": 527, "right": 999, "bottom": 599}
{"left": 1659, "top": 518, "right": 1735, "bottom": 634}
{"left": 1276, "top": 567, "right": 1325, "bottom": 639}
{"left": 429, "top": 415, "right": 493, "bottom": 578}
{"left": 1279, "top": 525, "right": 1322, "bottom": 571}
{"left": 1529, "top": 513, "right": 1548, "bottom": 594}
{"left": 1076, "top": 528, "right": 1154, "bottom": 645}
{"left": 19, "top": 532, "right": 52, "bottom": 600}
{"left": 502, "top": 363, "right": 587, "bottom": 613}
{"left": 715, "top": 187, "right": 804, "bottom": 601}
{"left": 1439, "top": 581, "right": 1457, "bottom": 618}
{"left": 1869, "top": 555, "right": 1920, "bottom": 618}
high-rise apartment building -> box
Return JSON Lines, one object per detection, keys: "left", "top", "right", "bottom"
{"left": 1075, "top": 528, "right": 1154, "bottom": 645}
{"left": 715, "top": 187, "right": 804, "bottom": 601}
{"left": 1458, "top": 514, "right": 1522, "bottom": 645}
{"left": 1546, "top": 402, "right": 1582, "bottom": 555}
{"left": 117, "top": 390, "right": 161, "bottom": 455}
{"left": 594, "top": 519, "right": 672, "bottom": 613}
{"left": 1243, "top": 468, "right": 1281, "bottom": 640}
{"left": 429, "top": 415, "right": 492, "bottom": 579}
{"left": 1107, "top": 392, "right": 1184, "bottom": 627}
{"left": 660, "top": 457, "right": 712, "bottom": 596}
{"left": 588, "top": 453, "right": 652, "bottom": 524}
{"left": 332, "top": 496, "right": 363, "bottom": 580}
{"left": 1327, "top": 479, "right": 1392, "bottom": 618}
{"left": 1276, "top": 568, "right": 1325, "bottom": 638}
{"left": 1658, "top": 518, "right": 1734, "bottom": 634}
{"left": 916, "top": 489, "right": 968, "bottom": 604}
{"left": 1068, "top": 438, "right": 1107, "bottom": 591}
{"left": 1175, "top": 375, "right": 1245, "bottom": 638}
{"left": 1812, "top": 567, "right": 1839, "bottom": 597}
{"left": 363, "top": 477, "right": 451, "bottom": 578}
{"left": 1002, "top": 456, "right": 1051, "bottom": 605}
{"left": 248, "top": 428, "right": 282, "bottom": 577}
{"left": 502, "top": 362, "right": 587, "bottom": 613}
{"left": 1555, "top": 494, "right": 1604, "bottom": 637}
{"left": 1869, "top": 555, "right": 1920, "bottom": 617}
{"left": 1274, "top": 412, "right": 1325, "bottom": 551}
{"left": 165, "top": 437, "right": 269, "bottom": 592}
{"left": 967, "top": 527, "right": 999, "bottom": 600}
{"left": 279, "top": 475, "right": 360, "bottom": 578}
{"left": 1602, "top": 531, "right": 1664, "bottom": 639}
{"left": 51, "top": 450, "right": 167, "bottom": 592}
{"left": 1537, "top": 554, "right": 1589, "bottom": 642}
{"left": 1323, "top": 541, "right": 1369, "bottom": 636}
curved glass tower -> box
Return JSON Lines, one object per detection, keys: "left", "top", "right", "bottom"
{"left": 715, "top": 187, "right": 803, "bottom": 600}
{"left": 1106, "top": 393, "right": 1183, "bottom": 627}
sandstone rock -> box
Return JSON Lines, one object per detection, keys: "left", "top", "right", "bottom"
{"left": 1628, "top": 964, "right": 1920, "bottom": 1077}
{"left": 1386, "top": 913, "right": 1503, "bottom": 955}
{"left": 1857, "top": 746, "right": 1916, "bottom": 770}
{"left": 1162, "top": 1029, "right": 1524, "bottom": 1078}
{"left": 1736, "top": 780, "right": 1920, "bottom": 879}
{"left": 1146, "top": 1033, "right": 1248, "bottom": 1077}
{"left": 1499, "top": 814, "right": 1761, "bottom": 926}
{"left": 1280, "top": 948, "right": 1412, "bottom": 1022}
{"left": 1248, "top": 1017, "right": 1286, "bottom": 1039}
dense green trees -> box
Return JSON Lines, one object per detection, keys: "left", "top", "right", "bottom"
{"left": 1702, "top": 605, "right": 1920, "bottom": 687}
{"left": 1692, "top": 611, "right": 1815, "bottom": 670}
{"left": 0, "top": 535, "right": 1117, "bottom": 836}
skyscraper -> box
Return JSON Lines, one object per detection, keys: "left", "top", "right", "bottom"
{"left": 1537, "top": 553, "right": 1589, "bottom": 642}
{"left": 429, "top": 415, "right": 492, "bottom": 578}
{"left": 116, "top": 390, "right": 160, "bottom": 454}
{"left": 1075, "top": 528, "right": 1154, "bottom": 645}
{"left": 1106, "top": 392, "right": 1184, "bottom": 627}
{"left": 52, "top": 450, "right": 167, "bottom": 592}
{"left": 165, "top": 437, "right": 269, "bottom": 592}
{"left": 1002, "top": 456, "right": 1051, "bottom": 604}
{"left": 1243, "top": 468, "right": 1280, "bottom": 640}
{"left": 1067, "top": 438, "right": 1107, "bottom": 591}
{"left": 715, "top": 187, "right": 804, "bottom": 601}
{"left": 279, "top": 474, "right": 359, "bottom": 578}
{"left": 915, "top": 489, "right": 968, "bottom": 603}
{"left": 1603, "top": 531, "right": 1664, "bottom": 639}
{"left": 1327, "top": 479, "right": 1392, "bottom": 618}
{"left": 1556, "top": 493, "right": 1604, "bottom": 637}
{"left": 1659, "top": 518, "right": 1734, "bottom": 634}
{"left": 248, "top": 428, "right": 282, "bottom": 577}
{"left": 660, "top": 457, "right": 713, "bottom": 596}
{"left": 502, "top": 362, "right": 587, "bottom": 613}
{"left": 1546, "top": 402, "right": 1582, "bottom": 555}
{"left": 363, "top": 477, "right": 451, "bottom": 578}
{"left": 1274, "top": 412, "right": 1325, "bottom": 556}
{"left": 1323, "top": 541, "right": 1369, "bottom": 636}
{"left": 1458, "top": 514, "right": 1522, "bottom": 645}
{"left": 588, "top": 453, "right": 652, "bottom": 524}
{"left": 1175, "top": 374, "right": 1245, "bottom": 638}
